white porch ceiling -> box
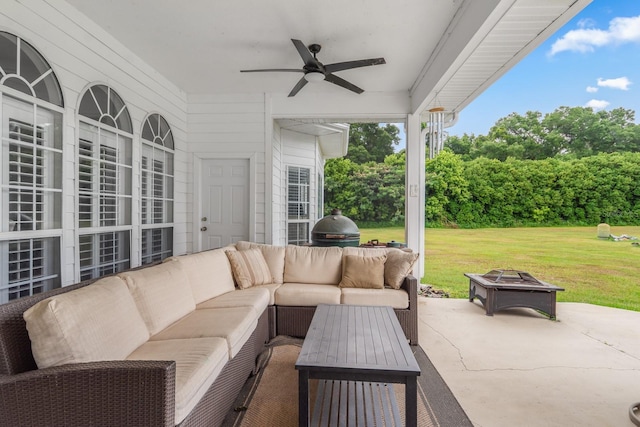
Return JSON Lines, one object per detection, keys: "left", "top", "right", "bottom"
{"left": 64, "top": 0, "right": 590, "bottom": 119}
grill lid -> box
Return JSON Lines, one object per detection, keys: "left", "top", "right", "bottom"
{"left": 311, "top": 208, "right": 359, "bottom": 236}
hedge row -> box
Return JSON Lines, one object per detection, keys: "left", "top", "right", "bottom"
{"left": 427, "top": 151, "right": 640, "bottom": 227}
{"left": 324, "top": 151, "right": 640, "bottom": 228}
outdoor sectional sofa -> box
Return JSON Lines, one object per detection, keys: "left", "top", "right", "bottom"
{"left": 0, "top": 242, "right": 419, "bottom": 427}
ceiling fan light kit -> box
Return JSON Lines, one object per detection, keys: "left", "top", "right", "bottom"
{"left": 240, "top": 39, "right": 385, "bottom": 97}
{"left": 304, "top": 71, "right": 325, "bottom": 83}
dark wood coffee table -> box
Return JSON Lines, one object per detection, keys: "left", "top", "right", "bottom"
{"left": 295, "top": 304, "right": 420, "bottom": 426}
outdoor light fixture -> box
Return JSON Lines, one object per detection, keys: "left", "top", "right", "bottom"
{"left": 304, "top": 71, "right": 325, "bottom": 82}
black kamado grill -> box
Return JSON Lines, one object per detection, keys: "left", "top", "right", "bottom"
{"left": 311, "top": 209, "right": 360, "bottom": 247}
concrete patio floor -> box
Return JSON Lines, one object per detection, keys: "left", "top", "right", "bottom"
{"left": 418, "top": 297, "right": 640, "bottom": 427}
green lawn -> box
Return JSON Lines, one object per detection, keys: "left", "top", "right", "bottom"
{"left": 359, "top": 226, "right": 640, "bottom": 312}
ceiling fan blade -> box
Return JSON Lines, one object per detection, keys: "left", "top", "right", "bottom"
{"left": 291, "top": 39, "right": 319, "bottom": 67}
{"left": 288, "top": 76, "right": 309, "bottom": 97}
{"left": 240, "top": 69, "right": 304, "bottom": 73}
{"left": 324, "top": 73, "right": 364, "bottom": 94}
{"left": 324, "top": 58, "right": 386, "bottom": 73}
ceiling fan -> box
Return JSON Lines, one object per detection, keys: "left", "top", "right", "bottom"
{"left": 240, "top": 39, "right": 385, "bottom": 97}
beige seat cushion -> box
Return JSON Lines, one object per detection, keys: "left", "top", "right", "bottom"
{"left": 384, "top": 249, "right": 419, "bottom": 289}
{"left": 275, "top": 283, "right": 341, "bottom": 306}
{"left": 341, "top": 288, "right": 409, "bottom": 309}
{"left": 339, "top": 254, "right": 387, "bottom": 289}
{"left": 226, "top": 248, "right": 272, "bottom": 289}
{"left": 150, "top": 307, "right": 257, "bottom": 358}
{"left": 119, "top": 261, "right": 196, "bottom": 335}
{"left": 197, "top": 287, "right": 270, "bottom": 314}
{"left": 23, "top": 276, "right": 149, "bottom": 369}
{"left": 235, "top": 241, "right": 285, "bottom": 284}
{"left": 166, "top": 248, "right": 236, "bottom": 303}
{"left": 284, "top": 246, "right": 343, "bottom": 285}
{"left": 127, "top": 337, "right": 228, "bottom": 425}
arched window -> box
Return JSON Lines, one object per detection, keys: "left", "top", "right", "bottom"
{"left": 0, "top": 31, "right": 64, "bottom": 302}
{"left": 141, "top": 113, "right": 174, "bottom": 264}
{"left": 77, "top": 84, "right": 132, "bottom": 280}
{"left": 0, "top": 32, "right": 63, "bottom": 106}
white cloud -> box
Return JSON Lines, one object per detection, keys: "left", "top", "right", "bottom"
{"left": 585, "top": 99, "right": 610, "bottom": 110}
{"left": 550, "top": 15, "right": 640, "bottom": 55}
{"left": 597, "top": 76, "right": 631, "bottom": 90}
{"left": 586, "top": 86, "right": 598, "bottom": 93}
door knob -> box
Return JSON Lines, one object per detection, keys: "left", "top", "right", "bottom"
{"left": 201, "top": 217, "right": 207, "bottom": 222}
{"left": 200, "top": 226, "right": 208, "bottom": 232}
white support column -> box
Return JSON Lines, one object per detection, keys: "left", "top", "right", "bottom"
{"left": 405, "top": 113, "right": 426, "bottom": 280}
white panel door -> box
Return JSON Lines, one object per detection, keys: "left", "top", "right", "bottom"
{"left": 200, "top": 159, "right": 249, "bottom": 249}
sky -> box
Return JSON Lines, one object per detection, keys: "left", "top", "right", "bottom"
{"left": 446, "top": 0, "right": 640, "bottom": 137}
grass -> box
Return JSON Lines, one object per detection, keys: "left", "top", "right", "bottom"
{"left": 359, "top": 226, "right": 640, "bottom": 312}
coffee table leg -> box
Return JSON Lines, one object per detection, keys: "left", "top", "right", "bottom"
{"left": 406, "top": 377, "right": 417, "bottom": 427}
{"left": 298, "top": 370, "right": 309, "bottom": 426}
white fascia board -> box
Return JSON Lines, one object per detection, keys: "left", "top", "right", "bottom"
{"left": 410, "top": 0, "right": 503, "bottom": 115}
{"left": 271, "top": 91, "right": 410, "bottom": 122}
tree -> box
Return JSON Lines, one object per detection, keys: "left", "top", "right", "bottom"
{"left": 345, "top": 123, "right": 400, "bottom": 163}
{"left": 445, "top": 106, "right": 640, "bottom": 160}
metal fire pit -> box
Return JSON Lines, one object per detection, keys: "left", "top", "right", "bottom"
{"left": 311, "top": 209, "right": 360, "bottom": 247}
{"left": 465, "top": 269, "right": 564, "bottom": 319}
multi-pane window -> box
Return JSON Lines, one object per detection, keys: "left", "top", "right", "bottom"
{"left": 77, "top": 85, "right": 132, "bottom": 280}
{"left": 1, "top": 32, "right": 64, "bottom": 303}
{"left": 141, "top": 113, "right": 174, "bottom": 264}
{"left": 287, "top": 166, "right": 310, "bottom": 245}
{"left": 78, "top": 231, "right": 130, "bottom": 281}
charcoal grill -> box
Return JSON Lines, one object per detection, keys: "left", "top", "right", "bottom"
{"left": 465, "top": 269, "right": 564, "bottom": 319}
{"left": 311, "top": 209, "right": 360, "bottom": 247}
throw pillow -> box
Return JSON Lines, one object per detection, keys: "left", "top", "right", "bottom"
{"left": 226, "top": 248, "right": 272, "bottom": 289}
{"left": 339, "top": 254, "right": 387, "bottom": 289}
{"left": 384, "top": 249, "right": 419, "bottom": 289}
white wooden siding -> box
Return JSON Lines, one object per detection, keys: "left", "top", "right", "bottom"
{"left": 1, "top": 1, "right": 188, "bottom": 284}
{"left": 186, "top": 94, "right": 266, "bottom": 247}
{"left": 282, "top": 129, "right": 321, "bottom": 238}
{"left": 271, "top": 122, "right": 284, "bottom": 245}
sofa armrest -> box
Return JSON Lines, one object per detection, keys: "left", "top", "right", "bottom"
{"left": 401, "top": 274, "right": 418, "bottom": 309}
{"left": 398, "top": 275, "right": 419, "bottom": 345}
{"left": 0, "top": 360, "right": 176, "bottom": 427}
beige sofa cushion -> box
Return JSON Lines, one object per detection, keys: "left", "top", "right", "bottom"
{"left": 226, "top": 248, "right": 272, "bottom": 289}
{"left": 275, "top": 283, "right": 341, "bottom": 306}
{"left": 342, "top": 247, "right": 388, "bottom": 258}
{"left": 150, "top": 307, "right": 258, "bottom": 358}
{"left": 385, "top": 249, "right": 419, "bottom": 289}
{"left": 119, "top": 261, "right": 196, "bottom": 335}
{"left": 236, "top": 241, "right": 285, "bottom": 284}
{"left": 284, "top": 246, "right": 343, "bottom": 285}
{"left": 23, "top": 276, "right": 149, "bottom": 369}
{"left": 167, "top": 248, "right": 235, "bottom": 303}
{"left": 343, "top": 246, "right": 418, "bottom": 289}
{"left": 341, "top": 288, "right": 409, "bottom": 309}
{"left": 339, "top": 254, "right": 386, "bottom": 289}
{"left": 127, "top": 337, "right": 228, "bottom": 425}
{"left": 197, "top": 287, "right": 270, "bottom": 314}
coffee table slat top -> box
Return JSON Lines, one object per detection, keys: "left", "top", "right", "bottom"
{"left": 296, "top": 304, "right": 420, "bottom": 375}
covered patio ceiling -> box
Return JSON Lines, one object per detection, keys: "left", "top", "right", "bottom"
{"left": 64, "top": 0, "right": 590, "bottom": 121}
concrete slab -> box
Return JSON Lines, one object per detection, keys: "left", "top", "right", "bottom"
{"left": 418, "top": 298, "right": 640, "bottom": 427}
